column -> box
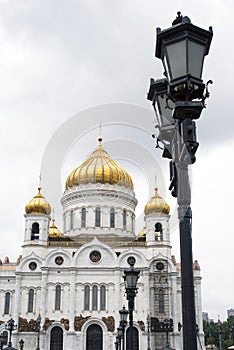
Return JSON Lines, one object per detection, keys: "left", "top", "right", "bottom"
{"left": 69, "top": 270, "right": 76, "bottom": 331}
{"left": 14, "top": 274, "right": 22, "bottom": 322}
{"left": 40, "top": 270, "right": 48, "bottom": 326}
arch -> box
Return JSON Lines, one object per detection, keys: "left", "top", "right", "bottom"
{"left": 4, "top": 292, "right": 10, "bottom": 314}
{"left": 126, "top": 327, "right": 139, "bottom": 350}
{"left": 159, "top": 288, "right": 164, "bottom": 313}
{"left": 110, "top": 208, "right": 115, "bottom": 228}
{"left": 31, "top": 222, "right": 39, "bottom": 240}
{"left": 84, "top": 285, "right": 90, "bottom": 311}
{"left": 0, "top": 330, "right": 8, "bottom": 345}
{"left": 100, "top": 285, "right": 106, "bottom": 311}
{"left": 28, "top": 289, "right": 34, "bottom": 313}
{"left": 155, "top": 222, "right": 163, "bottom": 241}
{"left": 86, "top": 324, "right": 103, "bottom": 350}
{"left": 95, "top": 207, "right": 101, "bottom": 227}
{"left": 50, "top": 326, "right": 63, "bottom": 350}
{"left": 81, "top": 207, "right": 86, "bottom": 227}
{"left": 123, "top": 210, "right": 127, "bottom": 229}
{"left": 92, "top": 285, "right": 98, "bottom": 311}
{"left": 55, "top": 285, "right": 61, "bottom": 310}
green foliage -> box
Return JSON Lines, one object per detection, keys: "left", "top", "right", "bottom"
{"left": 203, "top": 317, "right": 234, "bottom": 350}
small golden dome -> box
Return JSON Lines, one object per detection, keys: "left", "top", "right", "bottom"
{"left": 65, "top": 137, "right": 134, "bottom": 190}
{"left": 49, "top": 219, "right": 62, "bottom": 237}
{"left": 25, "top": 187, "right": 52, "bottom": 215}
{"left": 138, "top": 227, "right": 146, "bottom": 238}
{"left": 144, "top": 188, "right": 170, "bottom": 215}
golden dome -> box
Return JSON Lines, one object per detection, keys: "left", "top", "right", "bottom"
{"left": 138, "top": 227, "right": 146, "bottom": 238}
{"left": 49, "top": 219, "right": 63, "bottom": 237}
{"left": 25, "top": 187, "right": 52, "bottom": 215}
{"left": 144, "top": 188, "right": 170, "bottom": 215}
{"left": 65, "top": 137, "right": 134, "bottom": 190}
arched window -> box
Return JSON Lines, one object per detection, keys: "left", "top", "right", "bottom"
{"left": 0, "top": 331, "right": 8, "bottom": 345}
{"left": 70, "top": 210, "right": 74, "bottom": 230}
{"left": 159, "top": 288, "right": 164, "bottom": 313}
{"left": 28, "top": 289, "right": 34, "bottom": 313}
{"left": 110, "top": 208, "right": 115, "bottom": 228}
{"left": 84, "top": 285, "right": 90, "bottom": 310}
{"left": 155, "top": 222, "right": 163, "bottom": 241}
{"left": 95, "top": 208, "right": 101, "bottom": 227}
{"left": 81, "top": 208, "right": 86, "bottom": 228}
{"left": 4, "top": 292, "right": 10, "bottom": 314}
{"left": 31, "top": 222, "right": 39, "bottom": 240}
{"left": 50, "top": 326, "right": 63, "bottom": 350}
{"left": 126, "top": 327, "right": 139, "bottom": 350}
{"left": 100, "top": 285, "right": 106, "bottom": 311}
{"left": 92, "top": 285, "right": 98, "bottom": 310}
{"left": 55, "top": 285, "right": 61, "bottom": 311}
{"left": 123, "top": 210, "right": 127, "bottom": 230}
{"left": 86, "top": 324, "right": 103, "bottom": 350}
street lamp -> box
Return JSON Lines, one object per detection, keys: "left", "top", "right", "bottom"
{"left": 36, "top": 313, "right": 41, "bottom": 350}
{"left": 123, "top": 256, "right": 140, "bottom": 350}
{"left": 19, "top": 339, "right": 25, "bottom": 350}
{"left": 5, "top": 318, "right": 17, "bottom": 348}
{"left": 148, "top": 12, "right": 213, "bottom": 350}
{"left": 119, "top": 306, "right": 129, "bottom": 350}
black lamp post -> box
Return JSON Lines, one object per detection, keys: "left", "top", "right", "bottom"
{"left": 148, "top": 12, "right": 213, "bottom": 350}
{"left": 36, "top": 313, "right": 41, "bottom": 350}
{"left": 119, "top": 306, "right": 129, "bottom": 350}
{"left": 5, "top": 318, "right": 17, "bottom": 348}
{"left": 217, "top": 319, "right": 222, "bottom": 350}
{"left": 230, "top": 325, "right": 234, "bottom": 345}
{"left": 19, "top": 339, "right": 25, "bottom": 350}
{"left": 123, "top": 256, "right": 140, "bottom": 350}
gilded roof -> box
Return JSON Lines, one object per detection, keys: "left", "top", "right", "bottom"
{"left": 65, "top": 137, "right": 134, "bottom": 190}
{"left": 144, "top": 188, "right": 170, "bottom": 215}
{"left": 49, "top": 219, "right": 63, "bottom": 237}
{"left": 25, "top": 187, "right": 52, "bottom": 215}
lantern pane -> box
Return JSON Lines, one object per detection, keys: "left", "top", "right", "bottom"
{"left": 165, "top": 41, "right": 186, "bottom": 80}
{"left": 188, "top": 40, "right": 205, "bottom": 78}
{"left": 158, "top": 94, "right": 174, "bottom": 126}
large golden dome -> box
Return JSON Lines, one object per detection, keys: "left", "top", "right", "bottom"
{"left": 25, "top": 187, "right": 52, "bottom": 215}
{"left": 144, "top": 188, "right": 170, "bottom": 215}
{"left": 65, "top": 137, "right": 134, "bottom": 190}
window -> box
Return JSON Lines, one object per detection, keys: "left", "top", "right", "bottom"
{"left": 0, "top": 331, "right": 7, "bottom": 345}
{"left": 95, "top": 208, "right": 101, "bottom": 227}
{"left": 84, "top": 285, "right": 90, "bottom": 310}
{"left": 123, "top": 210, "right": 127, "bottom": 229}
{"left": 110, "top": 208, "right": 115, "bottom": 228}
{"left": 31, "top": 222, "right": 39, "bottom": 240}
{"left": 81, "top": 208, "right": 86, "bottom": 228}
{"left": 155, "top": 222, "right": 163, "bottom": 241}
{"left": 4, "top": 292, "right": 10, "bottom": 314}
{"left": 92, "top": 285, "right": 98, "bottom": 310}
{"left": 28, "top": 289, "right": 34, "bottom": 313}
{"left": 159, "top": 288, "right": 164, "bottom": 313}
{"left": 55, "top": 285, "right": 61, "bottom": 311}
{"left": 100, "top": 285, "right": 106, "bottom": 311}
{"left": 70, "top": 210, "right": 74, "bottom": 230}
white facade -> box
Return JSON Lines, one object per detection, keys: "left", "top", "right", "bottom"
{"left": 0, "top": 140, "right": 204, "bottom": 350}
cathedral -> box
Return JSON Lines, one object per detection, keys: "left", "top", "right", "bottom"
{"left": 0, "top": 135, "right": 203, "bottom": 350}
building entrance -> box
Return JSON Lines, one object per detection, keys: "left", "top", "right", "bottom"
{"left": 50, "top": 326, "right": 63, "bottom": 350}
{"left": 86, "top": 324, "right": 103, "bottom": 350}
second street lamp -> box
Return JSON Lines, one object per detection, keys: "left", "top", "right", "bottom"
{"left": 119, "top": 306, "right": 129, "bottom": 350}
{"left": 36, "top": 313, "right": 41, "bottom": 350}
{"left": 123, "top": 256, "right": 140, "bottom": 350}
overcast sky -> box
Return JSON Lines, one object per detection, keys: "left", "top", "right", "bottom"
{"left": 0, "top": 0, "right": 233, "bottom": 322}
